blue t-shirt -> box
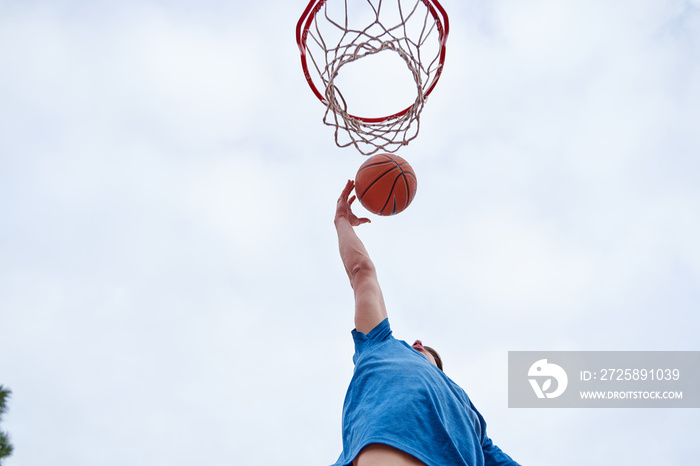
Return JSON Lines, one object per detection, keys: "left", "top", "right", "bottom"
{"left": 332, "top": 319, "right": 519, "bottom": 466}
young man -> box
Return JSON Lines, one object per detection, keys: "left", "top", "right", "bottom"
{"left": 332, "top": 180, "right": 520, "bottom": 466}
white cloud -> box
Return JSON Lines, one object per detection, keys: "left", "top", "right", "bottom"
{"left": 465, "top": 213, "right": 593, "bottom": 308}
{"left": 184, "top": 155, "right": 283, "bottom": 248}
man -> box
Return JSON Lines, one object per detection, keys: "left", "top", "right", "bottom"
{"left": 332, "top": 180, "right": 520, "bottom": 466}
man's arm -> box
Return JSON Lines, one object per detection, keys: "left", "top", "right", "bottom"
{"left": 334, "top": 180, "right": 388, "bottom": 335}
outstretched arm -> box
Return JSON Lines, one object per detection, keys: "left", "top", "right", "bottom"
{"left": 334, "top": 180, "right": 388, "bottom": 335}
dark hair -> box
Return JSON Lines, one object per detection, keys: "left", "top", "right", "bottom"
{"left": 424, "top": 345, "right": 443, "bottom": 371}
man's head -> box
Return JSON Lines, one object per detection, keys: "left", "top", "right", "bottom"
{"left": 412, "top": 340, "right": 443, "bottom": 371}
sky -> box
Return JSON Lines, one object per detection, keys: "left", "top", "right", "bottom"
{"left": 1, "top": 0, "right": 699, "bottom": 465}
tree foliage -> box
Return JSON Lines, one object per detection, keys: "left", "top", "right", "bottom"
{"left": 0, "top": 385, "right": 13, "bottom": 464}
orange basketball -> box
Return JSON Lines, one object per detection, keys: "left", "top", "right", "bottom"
{"left": 355, "top": 153, "right": 417, "bottom": 216}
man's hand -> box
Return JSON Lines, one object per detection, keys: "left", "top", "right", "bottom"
{"left": 335, "top": 180, "right": 371, "bottom": 227}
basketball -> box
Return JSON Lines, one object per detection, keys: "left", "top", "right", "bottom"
{"left": 354, "top": 153, "right": 417, "bottom": 216}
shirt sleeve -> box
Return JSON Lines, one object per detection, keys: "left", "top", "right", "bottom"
{"left": 351, "top": 318, "right": 392, "bottom": 365}
{"left": 482, "top": 435, "right": 520, "bottom": 466}
{"left": 472, "top": 401, "right": 521, "bottom": 466}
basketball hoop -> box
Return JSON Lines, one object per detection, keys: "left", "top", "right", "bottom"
{"left": 296, "top": 0, "right": 449, "bottom": 155}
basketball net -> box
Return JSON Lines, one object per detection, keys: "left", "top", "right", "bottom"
{"left": 297, "top": 0, "right": 449, "bottom": 155}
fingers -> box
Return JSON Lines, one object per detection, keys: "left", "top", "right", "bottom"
{"left": 337, "top": 179, "right": 371, "bottom": 227}
{"left": 339, "top": 179, "right": 354, "bottom": 200}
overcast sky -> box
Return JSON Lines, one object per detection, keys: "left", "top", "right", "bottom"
{"left": 1, "top": 0, "right": 699, "bottom": 465}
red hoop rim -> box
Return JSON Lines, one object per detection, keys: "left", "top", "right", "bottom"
{"left": 295, "top": 0, "right": 450, "bottom": 124}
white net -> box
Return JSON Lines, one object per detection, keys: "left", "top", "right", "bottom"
{"left": 298, "top": 0, "right": 448, "bottom": 155}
